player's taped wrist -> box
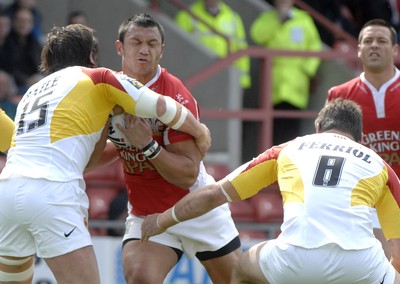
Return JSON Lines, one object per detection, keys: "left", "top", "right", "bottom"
{"left": 171, "top": 205, "right": 181, "bottom": 223}
{"left": 141, "top": 140, "right": 161, "bottom": 159}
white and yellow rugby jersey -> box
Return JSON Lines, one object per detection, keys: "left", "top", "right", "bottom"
{"left": 1, "top": 66, "right": 161, "bottom": 182}
{"left": 228, "top": 132, "right": 400, "bottom": 249}
{"left": 0, "top": 109, "right": 14, "bottom": 153}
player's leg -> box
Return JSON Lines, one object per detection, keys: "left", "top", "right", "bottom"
{"left": 199, "top": 236, "right": 242, "bottom": 284}
{"left": 45, "top": 245, "right": 99, "bottom": 284}
{"left": 0, "top": 255, "right": 34, "bottom": 284}
{"left": 122, "top": 239, "right": 179, "bottom": 284}
{"left": 231, "top": 241, "right": 270, "bottom": 284}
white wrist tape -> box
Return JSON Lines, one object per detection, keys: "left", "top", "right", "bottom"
{"left": 171, "top": 206, "right": 181, "bottom": 223}
{"left": 220, "top": 184, "right": 232, "bottom": 202}
{"left": 158, "top": 96, "right": 177, "bottom": 124}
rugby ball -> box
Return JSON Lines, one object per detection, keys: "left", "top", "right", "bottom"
{"left": 108, "top": 113, "right": 132, "bottom": 147}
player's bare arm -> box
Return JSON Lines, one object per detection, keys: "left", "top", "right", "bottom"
{"left": 153, "top": 96, "right": 211, "bottom": 157}
{"left": 390, "top": 238, "right": 400, "bottom": 272}
{"left": 116, "top": 113, "right": 201, "bottom": 188}
{"left": 85, "top": 119, "right": 112, "bottom": 172}
{"left": 141, "top": 179, "right": 240, "bottom": 241}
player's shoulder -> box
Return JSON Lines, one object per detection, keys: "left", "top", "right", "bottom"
{"left": 160, "top": 68, "right": 184, "bottom": 85}
{"left": 159, "top": 68, "right": 192, "bottom": 95}
{"left": 328, "top": 77, "right": 361, "bottom": 98}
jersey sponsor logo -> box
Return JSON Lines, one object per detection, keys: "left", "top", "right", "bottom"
{"left": 120, "top": 75, "right": 143, "bottom": 89}
{"left": 64, "top": 226, "right": 77, "bottom": 237}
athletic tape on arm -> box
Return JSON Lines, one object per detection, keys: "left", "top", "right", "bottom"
{"left": 134, "top": 90, "right": 159, "bottom": 118}
{"left": 220, "top": 184, "right": 232, "bottom": 202}
{"left": 157, "top": 96, "right": 177, "bottom": 124}
{"left": 171, "top": 107, "right": 188, "bottom": 130}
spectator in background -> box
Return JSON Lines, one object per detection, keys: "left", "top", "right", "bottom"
{"left": 250, "top": 0, "right": 322, "bottom": 145}
{"left": 67, "top": 10, "right": 90, "bottom": 26}
{"left": 0, "top": 69, "right": 19, "bottom": 119}
{"left": 4, "top": 0, "right": 42, "bottom": 42}
{"left": 0, "top": 10, "right": 10, "bottom": 46}
{"left": 301, "top": 0, "right": 357, "bottom": 47}
{"left": 0, "top": 10, "right": 11, "bottom": 69}
{"left": 175, "top": 0, "right": 251, "bottom": 91}
{"left": 2, "top": 7, "right": 42, "bottom": 94}
{"left": 340, "top": 0, "right": 394, "bottom": 37}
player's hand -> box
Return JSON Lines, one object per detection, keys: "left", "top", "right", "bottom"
{"left": 141, "top": 213, "right": 166, "bottom": 242}
{"left": 195, "top": 123, "right": 211, "bottom": 158}
{"left": 116, "top": 113, "right": 153, "bottom": 149}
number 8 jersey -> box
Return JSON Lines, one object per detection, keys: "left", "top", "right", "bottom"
{"left": 229, "top": 132, "right": 400, "bottom": 249}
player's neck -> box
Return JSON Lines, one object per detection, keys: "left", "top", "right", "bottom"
{"left": 364, "top": 66, "right": 396, "bottom": 90}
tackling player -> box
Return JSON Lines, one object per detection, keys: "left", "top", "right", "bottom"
{"left": 141, "top": 99, "right": 400, "bottom": 284}
{"left": 0, "top": 24, "right": 210, "bottom": 284}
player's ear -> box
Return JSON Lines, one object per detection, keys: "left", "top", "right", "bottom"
{"left": 89, "top": 51, "right": 97, "bottom": 68}
{"left": 160, "top": 44, "right": 165, "bottom": 59}
{"left": 315, "top": 123, "right": 321, "bottom": 133}
{"left": 115, "top": 40, "right": 123, "bottom": 56}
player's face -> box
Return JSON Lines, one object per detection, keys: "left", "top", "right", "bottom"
{"left": 358, "top": 26, "right": 398, "bottom": 72}
{"left": 117, "top": 25, "right": 164, "bottom": 84}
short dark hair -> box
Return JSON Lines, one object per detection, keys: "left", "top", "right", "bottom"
{"left": 315, "top": 99, "right": 363, "bottom": 142}
{"left": 358, "top": 19, "right": 397, "bottom": 45}
{"left": 39, "top": 24, "right": 98, "bottom": 75}
{"left": 118, "top": 13, "right": 165, "bottom": 44}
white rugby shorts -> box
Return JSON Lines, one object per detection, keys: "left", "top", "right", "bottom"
{"left": 0, "top": 177, "right": 92, "bottom": 258}
{"left": 259, "top": 239, "right": 395, "bottom": 284}
{"left": 123, "top": 203, "right": 239, "bottom": 258}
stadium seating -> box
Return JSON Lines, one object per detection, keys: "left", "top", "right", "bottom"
{"left": 204, "top": 163, "right": 230, "bottom": 181}
{"left": 86, "top": 185, "right": 121, "bottom": 236}
{"left": 229, "top": 200, "right": 255, "bottom": 222}
{"left": 84, "top": 159, "right": 126, "bottom": 189}
{"left": 250, "top": 190, "right": 283, "bottom": 223}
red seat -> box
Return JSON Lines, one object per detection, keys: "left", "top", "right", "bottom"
{"left": 86, "top": 186, "right": 120, "bottom": 220}
{"left": 229, "top": 200, "right": 256, "bottom": 222}
{"left": 84, "top": 159, "right": 125, "bottom": 189}
{"left": 250, "top": 191, "right": 283, "bottom": 223}
{"left": 239, "top": 230, "right": 267, "bottom": 241}
{"left": 205, "top": 163, "right": 230, "bottom": 181}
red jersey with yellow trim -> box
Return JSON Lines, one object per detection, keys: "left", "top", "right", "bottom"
{"left": 327, "top": 69, "right": 400, "bottom": 177}
{"left": 1, "top": 66, "right": 164, "bottom": 182}
{"left": 228, "top": 133, "right": 400, "bottom": 249}
{"left": 109, "top": 66, "right": 212, "bottom": 216}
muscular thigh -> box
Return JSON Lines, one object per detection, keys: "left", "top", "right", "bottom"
{"left": 201, "top": 246, "right": 242, "bottom": 284}
{"left": 232, "top": 241, "right": 269, "bottom": 284}
{"left": 123, "top": 240, "right": 178, "bottom": 281}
